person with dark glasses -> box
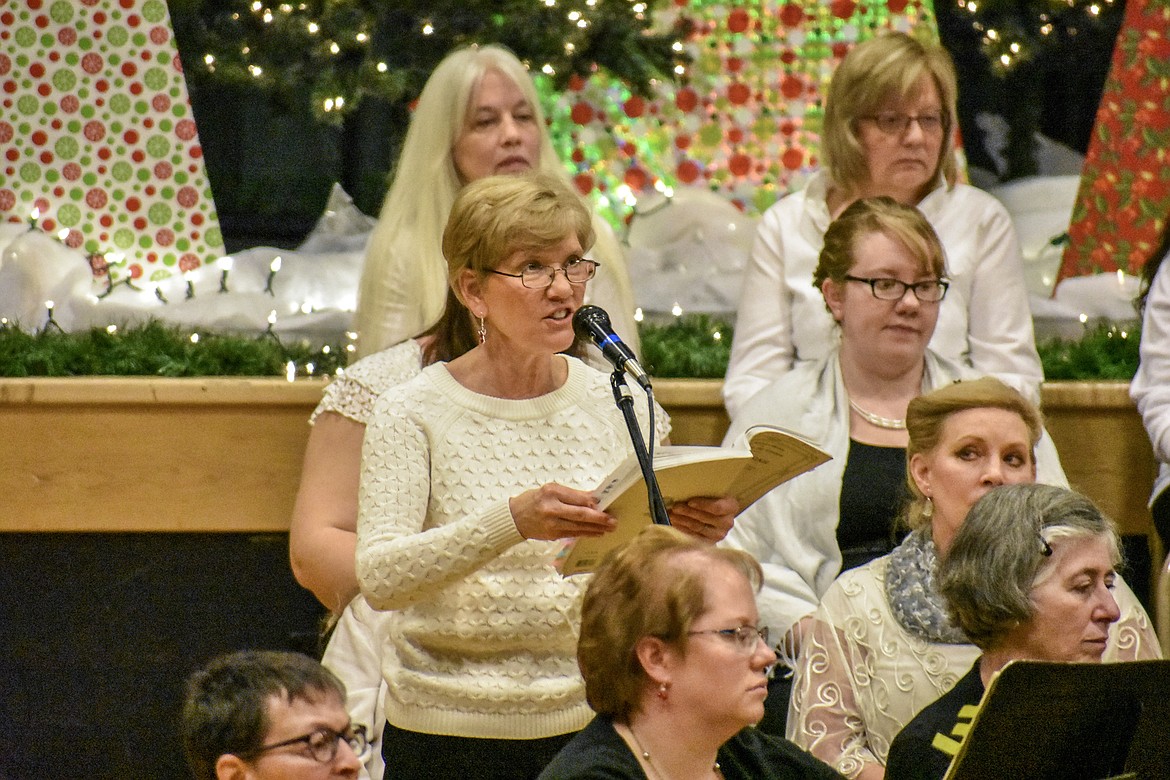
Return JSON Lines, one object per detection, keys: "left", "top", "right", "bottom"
{"left": 182, "top": 650, "right": 369, "bottom": 780}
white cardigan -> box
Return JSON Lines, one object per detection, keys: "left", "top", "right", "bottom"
{"left": 719, "top": 348, "right": 1067, "bottom": 638}
{"left": 723, "top": 171, "right": 1043, "bottom": 417}
{"left": 1131, "top": 252, "right": 1170, "bottom": 510}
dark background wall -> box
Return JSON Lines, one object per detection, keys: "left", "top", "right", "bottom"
{"left": 934, "top": 0, "right": 1122, "bottom": 180}
{"left": 0, "top": 533, "right": 324, "bottom": 779}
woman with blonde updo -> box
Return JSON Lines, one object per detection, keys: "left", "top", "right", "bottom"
{"left": 789, "top": 379, "right": 1158, "bottom": 780}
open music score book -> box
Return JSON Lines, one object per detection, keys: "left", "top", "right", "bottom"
{"left": 555, "top": 424, "right": 831, "bottom": 576}
{"left": 942, "top": 659, "right": 1170, "bottom": 780}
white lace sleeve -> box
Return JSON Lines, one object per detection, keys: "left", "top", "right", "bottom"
{"left": 310, "top": 341, "right": 423, "bottom": 425}
{"left": 788, "top": 583, "right": 885, "bottom": 778}
{"left": 788, "top": 559, "right": 979, "bottom": 777}
{"left": 1105, "top": 575, "right": 1163, "bottom": 661}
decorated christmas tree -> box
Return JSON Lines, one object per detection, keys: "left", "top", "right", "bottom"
{"left": 169, "top": 0, "right": 1124, "bottom": 232}
{"left": 170, "top": 0, "right": 685, "bottom": 125}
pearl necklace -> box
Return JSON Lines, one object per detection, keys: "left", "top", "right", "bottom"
{"left": 628, "top": 725, "right": 723, "bottom": 779}
{"left": 849, "top": 398, "right": 906, "bottom": 430}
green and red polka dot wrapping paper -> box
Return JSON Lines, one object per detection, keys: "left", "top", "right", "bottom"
{"left": 542, "top": 0, "right": 946, "bottom": 223}
{"left": 0, "top": 0, "right": 223, "bottom": 285}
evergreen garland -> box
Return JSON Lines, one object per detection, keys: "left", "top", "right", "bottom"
{"left": 0, "top": 317, "right": 1140, "bottom": 381}
{"left": 0, "top": 321, "right": 345, "bottom": 378}
{"left": 640, "top": 314, "right": 734, "bottom": 380}
{"left": 1037, "top": 321, "right": 1141, "bottom": 381}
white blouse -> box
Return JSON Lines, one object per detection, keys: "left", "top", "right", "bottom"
{"left": 723, "top": 171, "right": 1043, "bottom": 417}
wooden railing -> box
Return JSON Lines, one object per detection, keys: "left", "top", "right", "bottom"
{"left": 0, "top": 377, "right": 1157, "bottom": 554}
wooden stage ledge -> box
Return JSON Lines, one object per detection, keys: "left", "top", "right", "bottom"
{"left": 0, "top": 378, "right": 1158, "bottom": 559}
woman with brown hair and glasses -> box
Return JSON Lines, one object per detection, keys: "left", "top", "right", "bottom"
{"left": 722, "top": 196, "right": 1026, "bottom": 734}
{"left": 540, "top": 525, "right": 841, "bottom": 780}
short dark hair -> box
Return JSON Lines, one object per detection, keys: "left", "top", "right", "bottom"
{"left": 181, "top": 650, "right": 348, "bottom": 780}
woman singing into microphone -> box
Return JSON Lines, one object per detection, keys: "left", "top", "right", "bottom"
{"left": 356, "top": 172, "right": 738, "bottom": 779}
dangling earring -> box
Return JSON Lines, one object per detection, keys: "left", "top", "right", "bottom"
{"left": 922, "top": 496, "right": 934, "bottom": 520}
{"left": 657, "top": 682, "right": 669, "bottom": 701}
{"left": 477, "top": 316, "right": 487, "bottom": 345}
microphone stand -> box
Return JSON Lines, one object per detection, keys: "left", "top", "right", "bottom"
{"left": 609, "top": 369, "right": 671, "bottom": 526}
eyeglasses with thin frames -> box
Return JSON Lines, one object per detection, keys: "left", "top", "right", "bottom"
{"left": 487, "top": 258, "right": 599, "bottom": 289}
{"left": 687, "top": 625, "right": 770, "bottom": 653}
{"left": 843, "top": 275, "right": 949, "bottom": 303}
{"left": 860, "top": 112, "right": 946, "bottom": 136}
{"left": 242, "top": 724, "right": 371, "bottom": 764}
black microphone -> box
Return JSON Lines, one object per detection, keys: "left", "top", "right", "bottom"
{"left": 573, "top": 305, "right": 651, "bottom": 390}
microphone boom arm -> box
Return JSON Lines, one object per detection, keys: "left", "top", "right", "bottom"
{"left": 609, "top": 370, "right": 671, "bottom": 527}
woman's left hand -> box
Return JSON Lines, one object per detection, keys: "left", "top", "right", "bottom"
{"left": 667, "top": 495, "right": 739, "bottom": 543}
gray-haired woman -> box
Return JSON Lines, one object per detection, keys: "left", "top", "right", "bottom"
{"left": 885, "top": 484, "right": 1124, "bottom": 780}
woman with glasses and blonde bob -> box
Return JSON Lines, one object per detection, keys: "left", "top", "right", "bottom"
{"left": 356, "top": 172, "right": 735, "bottom": 780}
{"left": 886, "top": 484, "right": 1127, "bottom": 780}
{"left": 722, "top": 197, "right": 1050, "bottom": 734}
{"left": 789, "top": 379, "right": 1158, "bottom": 780}
{"left": 723, "top": 31, "right": 1041, "bottom": 418}
{"left": 539, "top": 525, "right": 842, "bottom": 780}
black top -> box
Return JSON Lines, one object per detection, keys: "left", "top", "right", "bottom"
{"left": 885, "top": 660, "right": 986, "bottom": 780}
{"left": 837, "top": 440, "right": 907, "bottom": 572}
{"left": 538, "top": 715, "right": 844, "bottom": 780}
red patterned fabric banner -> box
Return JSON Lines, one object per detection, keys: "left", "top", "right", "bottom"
{"left": 1058, "top": 0, "right": 1170, "bottom": 284}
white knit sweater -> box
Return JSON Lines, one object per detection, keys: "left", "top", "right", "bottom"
{"left": 357, "top": 355, "right": 669, "bottom": 739}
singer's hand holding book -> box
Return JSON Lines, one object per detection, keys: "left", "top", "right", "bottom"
{"left": 556, "top": 425, "right": 831, "bottom": 575}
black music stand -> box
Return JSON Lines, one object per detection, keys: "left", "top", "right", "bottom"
{"left": 944, "top": 660, "right": 1170, "bottom": 780}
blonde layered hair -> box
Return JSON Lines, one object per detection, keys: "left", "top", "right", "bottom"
{"left": 354, "top": 44, "right": 632, "bottom": 357}
{"left": 822, "top": 31, "right": 959, "bottom": 198}
{"left": 443, "top": 172, "right": 594, "bottom": 292}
